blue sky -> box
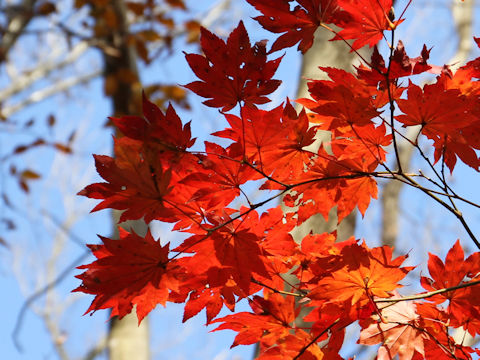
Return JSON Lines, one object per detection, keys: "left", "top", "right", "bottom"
{"left": 1, "top": 1, "right": 480, "bottom": 359}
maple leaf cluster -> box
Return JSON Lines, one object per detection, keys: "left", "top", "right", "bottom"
{"left": 75, "top": 1, "right": 480, "bottom": 359}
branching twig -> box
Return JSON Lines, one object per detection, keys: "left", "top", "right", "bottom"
{"left": 385, "top": 28, "right": 403, "bottom": 174}
{"left": 84, "top": 336, "right": 107, "bottom": 360}
{"left": 251, "top": 278, "right": 304, "bottom": 298}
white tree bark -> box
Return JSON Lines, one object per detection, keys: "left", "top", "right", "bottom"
{"left": 292, "top": 26, "right": 365, "bottom": 243}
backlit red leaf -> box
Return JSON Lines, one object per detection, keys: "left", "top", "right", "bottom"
{"left": 212, "top": 293, "right": 296, "bottom": 348}
{"left": 334, "top": 0, "right": 397, "bottom": 50}
{"left": 111, "top": 93, "right": 196, "bottom": 156}
{"left": 184, "top": 21, "right": 281, "bottom": 111}
{"left": 74, "top": 228, "right": 181, "bottom": 323}
{"left": 396, "top": 80, "right": 480, "bottom": 172}
{"left": 78, "top": 138, "right": 176, "bottom": 223}
{"left": 247, "top": 0, "right": 342, "bottom": 53}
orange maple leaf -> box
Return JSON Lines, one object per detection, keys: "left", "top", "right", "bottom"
{"left": 258, "top": 329, "right": 325, "bottom": 359}
{"left": 309, "top": 243, "right": 411, "bottom": 307}
{"left": 420, "top": 240, "right": 480, "bottom": 330}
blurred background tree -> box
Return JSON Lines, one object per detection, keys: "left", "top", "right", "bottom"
{"left": 1, "top": 1, "right": 238, "bottom": 359}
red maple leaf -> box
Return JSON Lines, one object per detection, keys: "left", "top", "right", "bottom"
{"left": 214, "top": 105, "right": 284, "bottom": 159}
{"left": 78, "top": 138, "right": 177, "bottom": 223}
{"left": 214, "top": 102, "right": 317, "bottom": 183}
{"left": 255, "top": 206, "right": 298, "bottom": 259}
{"left": 432, "top": 133, "right": 480, "bottom": 173}
{"left": 356, "top": 42, "right": 432, "bottom": 86}
{"left": 335, "top": 123, "right": 392, "bottom": 163}
{"left": 246, "top": 0, "right": 342, "bottom": 53}
{"left": 111, "top": 93, "right": 196, "bottom": 158}
{"left": 396, "top": 81, "right": 475, "bottom": 134}
{"left": 183, "top": 289, "right": 221, "bottom": 324}
{"left": 298, "top": 67, "right": 380, "bottom": 129}
{"left": 396, "top": 79, "right": 479, "bottom": 172}
{"left": 79, "top": 96, "right": 207, "bottom": 226}
{"left": 175, "top": 209, "right": 269, "bottom": 294}
{"left": 184, "top": 21, "right": 281, "bottom": 111}
{"left": 294, "top": 143, "right": 379, "bottom": 224}
{"left": 436, "top": 66, "right": 480, "bottom": 171}
{"left": 212, "top": 293, "right": 297, "bottom": 348}
{"left": 180, "top": 280, "right": 237, "bottom": 324}
{"left": 181, "top": 141, "right": 260, "bottom": 209}
{"left": 74, "top": 228, "right": 181, "bottom": 323}
{"left": 334, "top": 0, "right": 397, "bottom": 51}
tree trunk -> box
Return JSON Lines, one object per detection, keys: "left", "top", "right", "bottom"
{"left": 292, "top": 26, "right": 362, "bottom": 243}
{"left": 253, "top": 23, "right": 367, "bottom": 360}
{"left": 94, "top": 1, "right": 150, "bottom": 359}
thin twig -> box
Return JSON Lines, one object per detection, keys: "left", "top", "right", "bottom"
{"left": 251, "top": 278, "right": 303, "bottom": 298}
{"left": 386, "top": 47, "right": 404, "bottom": 173}
{"left": 293, "top": 319, "right": 340, "bottom": 360}
{"left": 375, "top": 279, "right": 480, "bottom": 303}
{"left": 12, "top": 251, "right": 91, "bottom": 352}
{"left": 319, "top": 23, "right": 372, "bottom": 66}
